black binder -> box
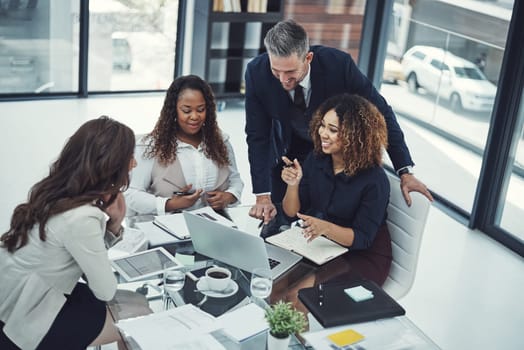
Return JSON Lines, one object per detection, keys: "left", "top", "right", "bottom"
{"left": 298, "top": 279, "right": 405, "bottom": 327}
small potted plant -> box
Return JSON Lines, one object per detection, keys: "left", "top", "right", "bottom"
{"left": 265, "top": 300, "right": 307, "bottom": 350}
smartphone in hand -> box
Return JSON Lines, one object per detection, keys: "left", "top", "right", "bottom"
{"left": 174, "top": 191, "right": 196, "bottom": 196}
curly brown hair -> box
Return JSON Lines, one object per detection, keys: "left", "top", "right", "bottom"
{"left": 144, "top": 75, "right": 230, "bottom": 167}
{"left": 1, "top": 116, "right": 135, "bottom": 252}
{"left": 310, "top": 94, "right": 388, "bottom": 176}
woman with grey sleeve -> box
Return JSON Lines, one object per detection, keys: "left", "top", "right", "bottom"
{"left": 0, "top": 116, "right": 137, "bottom": 349}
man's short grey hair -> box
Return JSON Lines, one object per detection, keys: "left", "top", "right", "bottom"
{"left": 264, "top": 19, "right": 309, "bottom": 59}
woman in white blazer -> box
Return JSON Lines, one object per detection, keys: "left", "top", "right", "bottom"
{"left": 0, "top": 116, "right": 137, "bottom": 350}
{"left": 125, "top": 75, "right": 243, "bottom": 218}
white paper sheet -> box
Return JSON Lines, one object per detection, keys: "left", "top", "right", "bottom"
{"left": 217, "top": 303, "right": 268, "bottom": 342}
{"left": 302, "top": 316, "right": 434, "bottom": 350}
{"left": 189, "top": 206, "right": 239, "bottom": 229}
{"left": 108, "top": 227, "right": 149, "bottom": 260}
{"left": 135, "top": 221, "right": 183, "bottom": 246}
{"left": 153, "top": 212, "right": 191, "bottom": 239}
{"left": 116, "top": 304, "right": 221, "bottom": 350}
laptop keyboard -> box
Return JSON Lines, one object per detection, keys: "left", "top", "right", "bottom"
{"left": 268, "top": 258, "right": 281, "bottom": 269}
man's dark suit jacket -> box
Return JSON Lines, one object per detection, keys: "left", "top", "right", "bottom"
{"left": 245, "top": 45, "right": 413, "bottom": 195}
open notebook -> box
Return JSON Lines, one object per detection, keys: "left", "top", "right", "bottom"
{"left": 153, "top": 207, "right": 237, "bottom": 240}
{"left": 266, "top": 226, "right": 348, "bottom": 265}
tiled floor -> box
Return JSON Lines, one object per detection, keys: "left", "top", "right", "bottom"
{"left": 1, "top": 95, "right": 523, "bottom": 349}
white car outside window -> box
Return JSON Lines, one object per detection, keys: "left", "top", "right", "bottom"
{"left": 401, "top": 45, "right": 496, "bottom": 112}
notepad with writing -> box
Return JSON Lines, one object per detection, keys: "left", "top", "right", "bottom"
{"left": 265, "top": 226, "right": 348, "bottom": 265}
{"left": 298, "top": 279, "right": 405, "bottom": 327}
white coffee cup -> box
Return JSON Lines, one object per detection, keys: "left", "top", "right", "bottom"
{"left": 205, "top": 266, "right": 231, "bottom": 291}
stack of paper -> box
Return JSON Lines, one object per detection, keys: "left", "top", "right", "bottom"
{"left": 153, "top": 206, "right": 238, "bottom": 240}
{"left": 217, "top": 303, "right": 268, "bottom": 342}
{"left": 117, "top": 304, "right": 223, "bottom": 349}
{"left": 190, "top": 206, "right": 238, "bottom": 229}
{"left": 134, "top": 221, "right": 182, "bottom": 246}
{"left": 153, "top": 212, "right": 191, "bottom": 239}
{"left": 108, "top": 227, "right": 148, "bottom": 260}
{"left": 117, "top": 303, "right": 270, "bottom": 349}
{"left": 302, "top": 317, "right": 430, "bottom": 350}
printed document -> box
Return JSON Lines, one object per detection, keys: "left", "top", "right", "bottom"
{"left": 217, "top": 303, "right": 268, "bottom": 342}
{"left": 108, "top": 227, "right": 148, "bottom": 260}
{"left": 302, "top": 317, "right": 433, "bottom": 350}
{"left": 116, "top": 304, "right": 222, "bottom": 349}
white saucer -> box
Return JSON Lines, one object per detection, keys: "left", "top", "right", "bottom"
{"left": 196, "top": 277, "right": 239, "bottom": 298}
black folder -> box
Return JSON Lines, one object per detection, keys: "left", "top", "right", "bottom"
{"left": 298, "top": 279, "right": 405, "bottom": 327}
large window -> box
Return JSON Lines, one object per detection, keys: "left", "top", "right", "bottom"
{"left": 379, "top": 0, "right": 522, "bottom": 253}
{"left": 0, "top": 0, "right": 80, "bottom": 94}
{"left": 381, "top": 0, "right": 512, "bottom": 212}
{"left": 0, "top": 0, "right": 179, "bottom": 97}
{"left": 88, "top": 0, "right": 178, "bottom": 91}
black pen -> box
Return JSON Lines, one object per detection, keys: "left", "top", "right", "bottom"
{"left": 318, "top": 283, "right": 324, "bottom": 306}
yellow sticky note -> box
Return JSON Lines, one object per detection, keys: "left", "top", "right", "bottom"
{"left": 327, "top": 329, "right": 365, "bottom": 346}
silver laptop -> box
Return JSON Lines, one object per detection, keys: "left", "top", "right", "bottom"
{"left": 183, "top": 211, "right": 302, "bottom": 280}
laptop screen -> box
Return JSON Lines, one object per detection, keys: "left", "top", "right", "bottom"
{"left": 183, "top": 211, "right": 271, "bottom": 272}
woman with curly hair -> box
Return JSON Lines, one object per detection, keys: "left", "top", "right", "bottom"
{"left": 281, "top": 94, "right": 392, "bottom": 285}
{"left": 0, "top": 116, "right": 136, "bottom": 349}
{"left": 125, "top": 75, "right": 243, "bottom": 217}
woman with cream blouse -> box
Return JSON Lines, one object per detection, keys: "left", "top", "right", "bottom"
{"left": 125, "top": 75, "right": 243, "bottom": 218}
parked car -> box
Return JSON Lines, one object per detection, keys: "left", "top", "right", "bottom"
{"left": 401, "top": 45, "right": 496, "bottom": 112}
{"left": 112, "top": 32, "right": 132, "bottom": 70}
{"left": 382, "top": 56, "right": 404, "bottom": 84}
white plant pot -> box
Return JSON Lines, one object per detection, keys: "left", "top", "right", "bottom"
{"left": 267, "top": 332, "right": 290, "bottom": 350}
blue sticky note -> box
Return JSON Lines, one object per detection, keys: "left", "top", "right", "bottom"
{"left": 344, "top": 285, "right": 374, "bottom": 302}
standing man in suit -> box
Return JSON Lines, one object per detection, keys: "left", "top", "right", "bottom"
{"left": 245, "top": 19, "right": 433, "bottom": 233}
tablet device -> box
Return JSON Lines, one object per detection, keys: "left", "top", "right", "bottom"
{"left": 111, "top": 247, "right": 182, "bottom": 282}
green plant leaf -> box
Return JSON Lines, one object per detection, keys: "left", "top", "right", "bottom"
{"left": 265, "top": 300, "right": 307, "bottom": 337}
